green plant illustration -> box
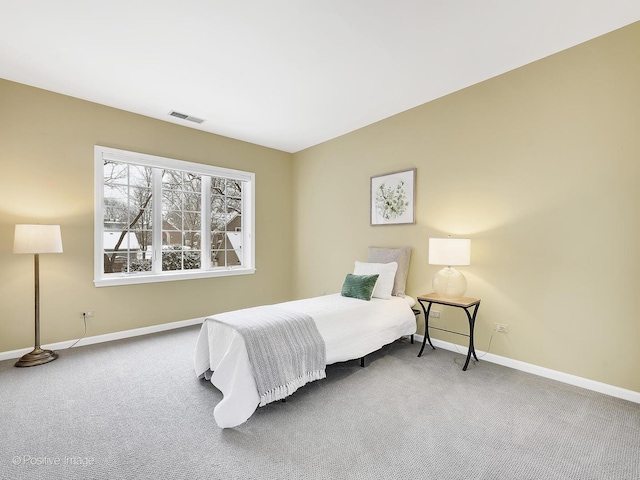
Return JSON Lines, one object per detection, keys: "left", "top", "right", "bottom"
{"left": 375, "top": 180, "right": 408, "bottom": 220}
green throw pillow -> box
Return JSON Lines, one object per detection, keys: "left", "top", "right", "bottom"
{"left": 341, "top": 273, "right": 379, "bottom": 301}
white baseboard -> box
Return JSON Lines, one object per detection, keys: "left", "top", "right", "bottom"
{"left": 413, "top": 334, "right": 640, "bottom": 404}
{"left": 0, "top": 317, "right": 205, "bottom": 362}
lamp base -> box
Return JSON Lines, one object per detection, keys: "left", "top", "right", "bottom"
{"left": 432, "top": 267, "right": 468, "bottom": 299}
{"left": 15, "top": 347, "right": 58, "bottom": 368}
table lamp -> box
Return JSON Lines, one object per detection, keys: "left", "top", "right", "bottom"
{"left": 428, "top": 237, "right": 471, "bottom": 298}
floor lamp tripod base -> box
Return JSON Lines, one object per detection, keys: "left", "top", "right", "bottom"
{"left": 15, "top": 347, "right": 58, "bottom": 367}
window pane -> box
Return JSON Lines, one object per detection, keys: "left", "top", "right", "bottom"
{"left": 132, "top": 230, "right": 153, "bottom": 257}
{"left": 182, "top": 211, "right": 201, "bottom": 233}
{"left": 183, "top": 192, "right": 201, "bottom": 212}
{"left": 129, "top": 165, "right": 152, "bottom": 186}
{"left": 113, "top": 254, "right": 128, "bottom": 273}
{"left": 226, "top": 180, "right": 242, "bottom": 199}
{"left": 130, "top": 211, "right": 152, "bottom": 230}
{"left": 211, "top": 196, "right": 224, "bottom": 219}
{"left": 183, "top": 231, "right": 201, "bottom": 248}
{"left": 162, "top": 211, "right": 181, "bottom": 231}
{"left": 211, "top": 177, "right": 226, "bottom": 196}
{"left": 130, "top": 254, "right": 152, "bottom": 272}
{"left": 103, "top": 186, "right": 128, "bottom": 227}
{"left": 162, "top": 229, "right": 181, "bottom": 246}
{"left": 211, "top": 231, "right": 224, "bottom": 251}
{"left": 130, "top": 189, "right": 153, "bottom": 230}
{"left": 227, "top": 230, "right": 242, "bottom": 259}
{"left": 103, "top": 184, "right": 127, "bottom": 203}
{"left": 227, "top": 198, "right": 242, "bottom": 216}
{"left": 184, "top": 250, "right": 201, "bottom": 270}
{"left": 103, "top": 161, "right": 128, "bottom": 187}
{"left": 183, "top": 173, "right": 201, "bottom": 192}
{"left": 211, "top": 250, "right": 226, "bottom": 267}
{"left": 233, "top": 215, "right": 242, "bottom": 233}
{"left": 131, "top": 185, "right": 152, "bottom": 203}
{"left": 162, "top": 249, "right": 181, "bottom": 271}
{"left": 162, "top": 170, "right": 182, "bottom": 191}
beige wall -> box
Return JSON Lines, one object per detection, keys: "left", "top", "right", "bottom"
{"left": 2, "top": 22, "right": 639, "bottom": 394}
{"left": 292, "top": 23, "right": 640, "bottom": 392}
{"left": 0, "top": 79, "right": 294, "bottom": 352}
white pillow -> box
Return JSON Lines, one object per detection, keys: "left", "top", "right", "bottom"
{"left": 353, "top": 261, "right": 398, "bottom": 300}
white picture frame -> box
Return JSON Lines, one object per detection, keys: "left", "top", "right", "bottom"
{"left": 370, "top": 168, "right": 416, "bottom": 226}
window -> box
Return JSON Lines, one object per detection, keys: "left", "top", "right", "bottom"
{"left": 94, "top": 146, "right": 255, "bottom": 286}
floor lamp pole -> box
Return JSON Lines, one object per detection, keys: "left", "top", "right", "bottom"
{"left": 15, "top": 253, "right": 58, "bottom": 367}
{"left": 34, "top": 253, "right": 41, "bottom": 349}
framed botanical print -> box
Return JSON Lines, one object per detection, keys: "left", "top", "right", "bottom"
{"left": 370, "top": 168, "right": 416, "bottom": 226}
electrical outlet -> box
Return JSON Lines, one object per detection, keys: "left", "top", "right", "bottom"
{"left": 430, "top": 310, "right": 440, "bottom": 318}
{"left": 494, "top": 323, "right": 509, "bottom": 333}
{"left": 81, "top": 311, "right": 95, "bottom": 318}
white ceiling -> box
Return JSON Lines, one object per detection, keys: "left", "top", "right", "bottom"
{"left": 1, "top": 1, "right": 639, "bottom": 153}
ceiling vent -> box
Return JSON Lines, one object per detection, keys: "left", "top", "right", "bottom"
{"left": 168, "top": 110, "right": 205, "bottom": 124}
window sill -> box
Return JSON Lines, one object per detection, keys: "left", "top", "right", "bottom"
{"left": 94, "top": 267, "right": 256, "bottom": 287}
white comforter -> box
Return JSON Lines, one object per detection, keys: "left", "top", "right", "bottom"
{"left": 194, "top": 294, "right": 417, "bottom": 428}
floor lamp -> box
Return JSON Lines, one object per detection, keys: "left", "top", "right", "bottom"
{"left": 14, "top": 224, "right": 63, "bottom": 367}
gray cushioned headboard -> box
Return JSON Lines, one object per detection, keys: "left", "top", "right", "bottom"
{"left": 367, "top": 246, "right": 412, "bottom": 296}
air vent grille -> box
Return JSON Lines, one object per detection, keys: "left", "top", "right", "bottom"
{"left": 168, "top": 110, "right": 205, "bottom": 124}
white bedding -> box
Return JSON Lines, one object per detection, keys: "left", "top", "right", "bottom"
{"left": 194, "top": 293, "right": 416, "bottom": 428}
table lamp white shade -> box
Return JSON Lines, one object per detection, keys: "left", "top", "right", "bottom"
{"left": 14, "top": 224, "right": 63, "bottom": 254}
{"left": 428, "top": 237, "right": 470, "bottom": 266}
{"left": 429, "top": 237, "right": 470, "bottom": 298}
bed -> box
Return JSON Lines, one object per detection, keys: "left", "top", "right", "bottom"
{"left": 194, "top": 247, "right": 415, "bottom": 428}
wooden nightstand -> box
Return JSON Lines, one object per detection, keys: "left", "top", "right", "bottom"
{"left": 416, "top": 293, "right": 481, "bottom": 371}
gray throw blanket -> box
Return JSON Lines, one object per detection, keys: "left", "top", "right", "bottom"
{"left": 211, "top": 305, "right": 326, "bottom": 406}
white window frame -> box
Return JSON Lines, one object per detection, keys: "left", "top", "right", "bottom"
{"left": 94, "top": 146, "right": 255, "bottom": 287}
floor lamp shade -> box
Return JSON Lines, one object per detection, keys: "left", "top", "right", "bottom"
{"left": 429, "top": 237, "right": 471, "bottom": 298}
{"left": 14, "top": 224, "right": 63, "bottom": 254}
{"left": 14, "top": 224, "right": 63, "bottom": 367}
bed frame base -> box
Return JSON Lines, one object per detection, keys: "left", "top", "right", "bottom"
{"left": 359, "top": 334, "right": 414, "bottom": 368}
{"left": 359, "top": 334, "right": 415, "bottom": 368}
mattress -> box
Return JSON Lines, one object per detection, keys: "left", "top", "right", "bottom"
{"left": 194, "top": 293, "right": 416, "bottom": 428}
